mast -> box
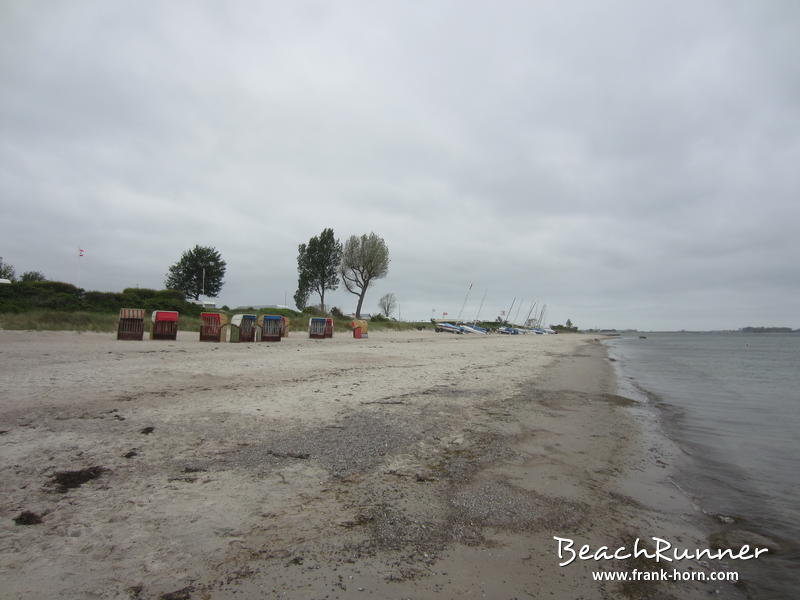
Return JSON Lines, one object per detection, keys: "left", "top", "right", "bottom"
{"left": 505, "top": 297, "right": 516, "bottom": 324}
{"left": 536, "top": 304, "right": 547, "bottom": 328}
{"left": 473, "top": 288, "right": 488, "bottom": 324}
{"left": 456, "top": 282, "right": 473, "bottom": 323}
{"left": 524, "top": 300, "right": 537, "bottom": 328}
{"left": 513, "top": 299, "right": 523, "bottom": 325}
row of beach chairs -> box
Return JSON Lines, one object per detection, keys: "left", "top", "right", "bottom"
{"left": 116, "top": 309, "right": 368, "bottom": 342}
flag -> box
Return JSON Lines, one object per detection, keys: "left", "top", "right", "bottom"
{"left": 79, "top": 248, "right": 85, "bottom": 257}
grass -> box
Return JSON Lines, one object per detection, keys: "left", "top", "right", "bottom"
{"left": 0, "top": 310, "right": 431, "bottom": 334}
{"left": 0, "top": 310, "right": 204, "bottom": 332}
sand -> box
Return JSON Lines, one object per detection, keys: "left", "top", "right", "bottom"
{"left": 0, "top": 329, "right": 745, "bottom": 599}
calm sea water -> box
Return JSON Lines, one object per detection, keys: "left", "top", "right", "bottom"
{"left": 606, "top": 332, "right": 799, "bottom": 599}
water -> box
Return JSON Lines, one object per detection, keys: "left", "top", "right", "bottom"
{"left": 606, "top": 332, "right": 800, "bottom": 599}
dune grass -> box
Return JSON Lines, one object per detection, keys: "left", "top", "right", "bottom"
{"left": 0, "top": 310, "right": 430, "bottom": 334}
{"left": 0, "top": 311, "right": 204, "bottom": 332}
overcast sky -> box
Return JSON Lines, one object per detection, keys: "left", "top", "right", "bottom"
{"left": 2, "top": 1, "right": 798, "bottom": 330}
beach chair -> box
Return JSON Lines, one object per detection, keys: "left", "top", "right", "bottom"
{"left": 117, "top": 308, "right": 145, "bottom": 340}
{"left": 309, "top": 317, "right": 326, "bottom": 339}
{"left": 199, "top": 312, "right": 226, "bottom": 342}
{"left": 259, "top": 315, "right": 282, "bottom": 342}
{"left": 150, "top": 311, "right": 178, "bottom": 340}
{"left": 231, "top": 314, "right": 257, "bottom": 343}
{"left": 324, "top": 318, "right": 334, "bottom": 338}
{"left": 350, "top": 319, "right": 368, "bottom": 339}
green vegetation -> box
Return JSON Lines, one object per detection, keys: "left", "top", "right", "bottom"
{"left": 165, "top": 245, "right": 227, "bottom": 300}
{"left": 295, "top": 228, "right": 342, "bottom": 312}
{"left": 0, "top": 274, "right": 433, "bottom": 335}
{"left": 20, "top": 271, "right": 46, "bottom": 282}
{"left": 551, "top": 318, "right": 578, "bottom": 333}
{"left": 0, "top": 280, "right": 206, "bottom": 316}
{"left": 0, "top": 310, "right": 205, "bottom": 332}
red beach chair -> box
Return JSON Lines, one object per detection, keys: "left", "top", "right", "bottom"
{"left": 150, "top": 311, "right": 179, "bottom": 340}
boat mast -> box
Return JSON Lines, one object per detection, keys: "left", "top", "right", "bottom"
{"left": 505, "top": 297, "right": 516, "bottom": 324}
{"left": 456, "top": 282, "right": 473, "bottom": 323}
{"left": 524, "top": 300, "right": 537, "bottom": 328}
{"left": 536, "top": 304, "right": 547, "bottom": 328}
{"left": 473, "top": 288, "right": 488, "bottom": 324}
{"left": 513, "top": 299, "right": 523, "bottom": 325}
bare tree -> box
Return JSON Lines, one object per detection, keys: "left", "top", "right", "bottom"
{"left": 0, "top": 257, "right": 15, "bottom": 281}
{"left": 378, "top": 292, "right": 397, "bottom": 318}
{"left": 341, "top": 232, "right": 389, "bottom": 318}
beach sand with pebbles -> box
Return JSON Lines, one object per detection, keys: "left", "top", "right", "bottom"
{"left": 0, "top": 329, "right": 744, "bottom": 599}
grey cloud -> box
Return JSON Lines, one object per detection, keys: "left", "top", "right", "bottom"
{"left": 2, "top": 1, "right": 798, "bottom": 329}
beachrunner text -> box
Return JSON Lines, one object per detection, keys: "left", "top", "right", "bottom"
{"left": 554, "top": 536, "right": 767, "bottom": 567}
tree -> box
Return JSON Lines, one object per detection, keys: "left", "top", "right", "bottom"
{"left": 566, "top": 318, "right": 573, "bottom": 328}
{"left": 293, "top": 279, "right": 311, "bottom": 311}
{"left": 378, "top": 292, "right": 397, "bottom": 318}
{"left": 340, "top": 232, "right": 389, "bottom": 318}
{"left": 21, "top": 271, "right": 46, "bottom": 282}
{"left": 0, "top": 257, "right": 15, "bottom": 281}
{"left": 165, "top": 245, "right": 226, "bottom": 300}
{"left": 296, "top": 228, "right": 342, "bottom": 314}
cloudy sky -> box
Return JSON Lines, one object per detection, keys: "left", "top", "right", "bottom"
{"left": 2, "top": 1, "right": 798, "bottom": 330}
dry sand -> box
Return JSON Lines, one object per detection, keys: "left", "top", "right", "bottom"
{"left": 0, "top": 329, "right": 744, "bottom": 599}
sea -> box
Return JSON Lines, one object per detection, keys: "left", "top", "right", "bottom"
{"left": 605, "top": 332, "right": 799, "bottom": 599}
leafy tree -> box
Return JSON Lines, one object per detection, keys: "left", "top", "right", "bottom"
{"left": 296, "top": 228, "right": 342, "bottom": 314}
{"left": 566, "top": 318, "right": 573, "bottom": 328}
{"left": 340, "top": 232, "right": 389, "bottom": 318}
{"left": 21, "top": 271, "right": 46, "bottom": 282}
{"left": 0, "top": 257, "right": 16, "bottom": 281}
{"left": 165, "top": 245, "right": 226, "bottom": 300}
{"left": 378, "top": 292, "right": 397, "bottom": 318}
{"left": 293, "top": 280, "right": 311, "bottom": 311}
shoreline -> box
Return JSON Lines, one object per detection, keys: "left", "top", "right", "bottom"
{"left": 0, "top": 330, "right": 743, "bottom": 598}
{"left": 605, "top": 335, "right": 796, "bottom": 599}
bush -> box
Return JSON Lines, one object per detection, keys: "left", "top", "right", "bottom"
{"left": 254, "top": 307, "right": 300, "bottom": 318}
{"left": 0, "top": 280, "right": 206, "bottom": 316}
{"left": 371, "top": 313, "right": 388, "bottom": 322}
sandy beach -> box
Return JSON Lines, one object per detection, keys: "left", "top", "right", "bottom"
{"left": 0, "top": 330, "right": 744, "bottom": 599}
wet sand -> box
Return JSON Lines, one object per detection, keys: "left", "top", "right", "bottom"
{"left": 0, "top": 330, "right": 743, "bottom": 599}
